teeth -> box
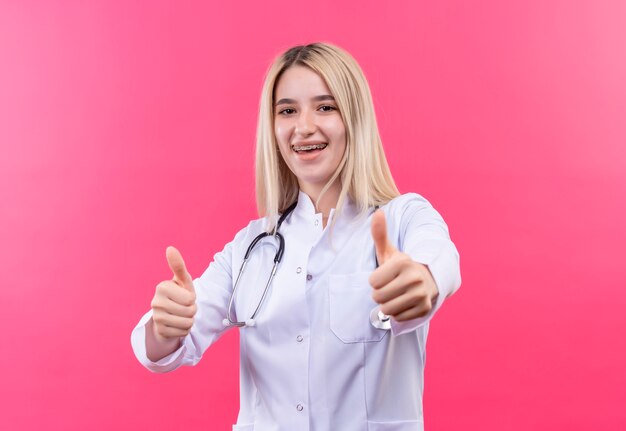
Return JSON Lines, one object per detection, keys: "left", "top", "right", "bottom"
{"left": 293, "top": 143, "right": 328, "bottom": 152}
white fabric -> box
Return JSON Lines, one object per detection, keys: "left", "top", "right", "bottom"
{"left": 131, "top": 192, "right": 461, "bottom": 431}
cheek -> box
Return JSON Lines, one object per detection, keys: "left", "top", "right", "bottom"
{"left": 274, "top": 119, "right": 292, "bottom": 141}
{"left": 274, "top": 125, "right": 291, "bottom": 157}
{"left": 328, "top": 117, "right": 346, "bottom": 141}
{"left": 274, "top": 124, "right": 283, "bottom": 142}
{"left": 332, "top": 124, "right": 347, "bottom": 152}
{"left": 273, "top": 127, "right": 283, "bottom": 144}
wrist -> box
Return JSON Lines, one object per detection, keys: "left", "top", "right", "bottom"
{"left": 146, "top": 318, "right": 182, "bottom": 362}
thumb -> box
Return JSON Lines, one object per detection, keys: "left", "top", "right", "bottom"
{"left": 371, "top": 210, "right": 396, "bottom": 264}
{"left": 166, "top": 246, "right": 193, "bottom": 290}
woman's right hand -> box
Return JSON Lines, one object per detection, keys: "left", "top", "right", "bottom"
{"left": 150, "top": 246, "right": 197, "bottom": 343}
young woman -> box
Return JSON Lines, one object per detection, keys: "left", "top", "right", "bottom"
{"left": 131, "top": 43, "right": 461, "bottom": 431}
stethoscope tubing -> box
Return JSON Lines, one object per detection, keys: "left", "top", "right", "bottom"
{"left": 223, "top": 202, "right": 295, "bottom": 327}
{"left": 222, "top": 201, "right": 392, "bottom": 330}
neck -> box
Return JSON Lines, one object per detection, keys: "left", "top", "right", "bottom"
{"left": 300, "top": 181, "right": 341, "bottom": 221}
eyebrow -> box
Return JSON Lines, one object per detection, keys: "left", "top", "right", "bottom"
{"left": 275, "top": 95, "right": 335, "bottom": 106}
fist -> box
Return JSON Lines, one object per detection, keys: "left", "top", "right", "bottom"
{"left": 369, "top": 210, "right": 439, "bottom": 322}
{"left": 150, "top": 246, "right": 197, "bottom": 341}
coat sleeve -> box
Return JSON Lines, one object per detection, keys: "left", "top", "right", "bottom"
{"left": 386, "top": 193, "right": 462, "bottom": 336}
{"left": 130, "top": 226, "right": 250, "bottom": 372}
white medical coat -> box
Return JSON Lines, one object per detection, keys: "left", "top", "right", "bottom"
{"left": 131, "top": 192, "right": 461, "bottom": 431}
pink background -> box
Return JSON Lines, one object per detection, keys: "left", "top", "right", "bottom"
{"left": 1, "top": 1, "right": 625, "bottom": 430}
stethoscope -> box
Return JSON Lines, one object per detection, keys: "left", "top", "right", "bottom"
{"left": 222, "top": 201, "right": 392, "bottom": 330}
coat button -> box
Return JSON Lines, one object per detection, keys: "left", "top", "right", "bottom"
{"left": 296, "top": 335, "right": 303, "bottom": 342}
{"left": 296, "top": 267, "right": 302, "bottom": 274}
{"left": 314, "top": 220, "right": 319, "bottom": 226}
{"left": 306, "top": 274, "right": 312, "bottom": 281}
{"left": 296, "top": 404, "right": 304, "bottom": 411}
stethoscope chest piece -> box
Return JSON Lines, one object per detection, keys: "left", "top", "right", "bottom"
{"left": 370, "top": 308, "right": 392, "bottom": 330}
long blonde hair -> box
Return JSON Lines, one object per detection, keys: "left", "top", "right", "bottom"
{"left": 255, "top": 42, "right": 399, "bottom": 231}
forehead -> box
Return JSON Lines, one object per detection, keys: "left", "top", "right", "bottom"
{"left": 274, "top": 65, "right": 332, "bottom": 98}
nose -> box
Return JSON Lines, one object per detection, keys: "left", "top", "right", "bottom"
{"left": 295, "top": 110, "right": 316, "bottom": 136}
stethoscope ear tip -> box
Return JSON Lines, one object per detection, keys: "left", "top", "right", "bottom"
{"left": 222, "top": 318, "right": 230, "bottom": 327}
{"left": 245, "top": 319, "right": 256, "bottom": 327}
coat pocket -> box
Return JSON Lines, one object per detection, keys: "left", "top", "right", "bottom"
{"left": 329, "top": 272, "right": 389, "bottom": 343}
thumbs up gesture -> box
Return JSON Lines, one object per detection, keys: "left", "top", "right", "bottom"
{"left": 150, "top": 246, "right": 197, "bottom": 342}
{"left": 369, "top": 210, "right": 439, "bottom": 322}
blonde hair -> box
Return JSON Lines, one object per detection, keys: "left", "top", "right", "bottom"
{"left": 255, "top": 42, "right": 399, "bottom": 231}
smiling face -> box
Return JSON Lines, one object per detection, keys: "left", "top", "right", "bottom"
{"left": 273, "top": 66, "right": 347, "bottom": 200}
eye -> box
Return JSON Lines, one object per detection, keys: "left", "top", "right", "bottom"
{"left": 277, "top": 107, "right": 296, "bottom": 115}
{"left": 318, "top": 105, "right": 337, "bottom": 112}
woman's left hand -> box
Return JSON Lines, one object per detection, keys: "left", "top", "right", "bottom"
{"left": 369, "top": 210, "right": 439, "bottom": 322}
